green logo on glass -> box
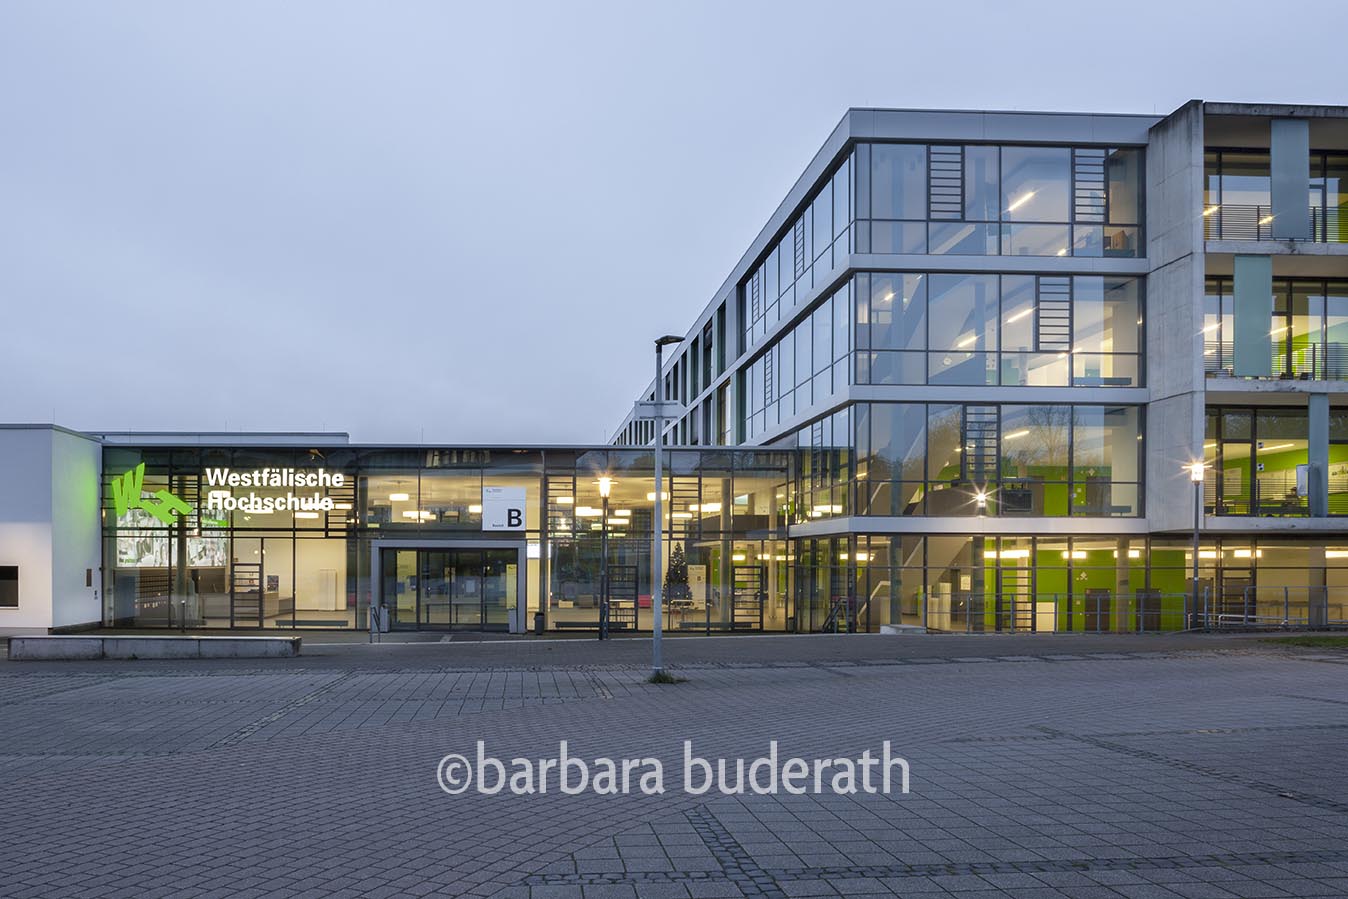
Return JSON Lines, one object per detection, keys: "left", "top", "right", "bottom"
{"left": 111, "top": 463, "right": 192, "bottom": 525}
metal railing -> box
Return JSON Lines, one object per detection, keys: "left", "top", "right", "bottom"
{"left": 920, "top": 592, "right": 1199, "bottom": 633}
{"left": 898, "top": 588, "right": 1348, "bottom": 632}
{"left": 1203, "top": 585, "right": 1347, "bottom": 629}
{"left": 1207, "top": 478, "right": 1310, "bottom": 518}
{"left": 1205, "top": 204, "right": 1347, "bottom": 242}
{"left": 1205, "top": 340, "right": 1348, "bottom": 381}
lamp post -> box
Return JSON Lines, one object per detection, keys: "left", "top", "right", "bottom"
{"left": 651, "top": 334, "right": 683, "bottom": 676}
{"left": 598, "top": 476, "right": 612, "bottom": 640}
{"left": 1187, "top": 461, "right": 1206, "bottom": 627}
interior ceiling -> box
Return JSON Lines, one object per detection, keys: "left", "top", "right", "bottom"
{"left": 1205, "top": 111, "right": 1348, "bottom": 151}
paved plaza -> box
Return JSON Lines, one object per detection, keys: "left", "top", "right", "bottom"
{"left": 1, "top": 633, "right": 1346, "bottom": 898}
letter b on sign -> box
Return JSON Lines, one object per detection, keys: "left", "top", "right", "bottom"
{"left": 482, "top": 486, "right": 527, "bottom": 531}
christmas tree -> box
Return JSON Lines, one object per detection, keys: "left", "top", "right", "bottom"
{"left": 665, "top": 541, "right": 690, "bottom": 599}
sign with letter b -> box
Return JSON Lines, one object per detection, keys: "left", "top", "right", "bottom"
{"left": 482, "top": 486, "right": 527, "bottom": 531}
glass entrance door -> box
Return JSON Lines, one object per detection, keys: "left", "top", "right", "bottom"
{"left": 381, "top": 547, "right": 517, "bottom": 631}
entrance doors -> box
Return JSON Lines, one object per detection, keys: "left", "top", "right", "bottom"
{"left": 381, "top": 547, "right": 518, "bottom": 631}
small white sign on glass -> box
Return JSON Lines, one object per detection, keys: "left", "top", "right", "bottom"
{"left": 482, "top": 486, "right": 527, "bottom": 531}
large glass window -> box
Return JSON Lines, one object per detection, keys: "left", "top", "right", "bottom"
{"left": 856, "top": 272, "right": 1142, "bottom": 389}
{"left": 741, "top": 281, "right": 853, "bottom": 442}
{"left": 853, "top": 141, "right": 1142, "bottom": 257}
{"left": 741, "top": 151, "right": 855, "bottom": 351}
{"left": 927, "top": 274, "right": 998, "bottom": 385}
{"left": 1001, "top": 404, "right": 1071, "bottom": 517}
{"left": 1205, "top": 149, "right": 1348, "bottom": 242}
{"left": 1205, "top": 277, "right": 1348, "bottom": 380}
{"left": 870, "top": 144, "right": 926, "bottom": 221}
{"left": 1001, "top": 147, "right": 1071, "bottom": 223}
{"left": 850, "top": 402, "right": 1143, "bottom": 519}
{"left": 1208, "top": 405, "right": 1310, "bottom": 516}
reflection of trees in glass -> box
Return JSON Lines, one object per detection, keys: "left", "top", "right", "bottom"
{"left": 1002, "top": 405, "right": 1070, "bottom": 478}
{"left": 927, "top": 411, "right": 962, "bottom": 482}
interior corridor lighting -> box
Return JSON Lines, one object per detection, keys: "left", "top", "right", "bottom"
{"left": 1006, "top": 190, "right": 1036, "bottom": 212}
{"left": 1203, "top": 205, "right": 1220, "bottom": 216}
{"left": 1005, "top": 307, "right": 1033, "bottom": 324}
{"left": 389, "top": 492, "right": 410, "bottom": 502}
{"left": 1004, "top": 429, "right": 1031, "bottom": 440}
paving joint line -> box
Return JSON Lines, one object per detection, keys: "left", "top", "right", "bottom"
{"left": 946, "top": 721, "right": 1348, "bottom": 744}
{"left": 685, "top": 805, "right": 787, "bottom": 899}
{"left": 208, "top": 672, "right": 356, "bottom": 748}
{"left": 1034, "top": 725, "right": 1348, "bottom": 813}
{"left": 526, "top": 848, "right": 1348, "bottom": 885}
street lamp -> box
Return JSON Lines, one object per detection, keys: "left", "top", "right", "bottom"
{"left": 1187, "top": 461, "right": 1206, "bottom": 627}
{"left": 598, "top": 476, "right": 612, "bottom": 640}
{"left": 651, "top": 334, "right": 683, "bottom": 677}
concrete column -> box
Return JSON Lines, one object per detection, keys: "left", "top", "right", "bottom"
{"left": 1270, "top": 119, "right": 1311, "bottom": 240}
{"left": 1233, "top": 254, "right": 1274, "bottom": 377}
{"left": 1309, "top": 393, "right": 1329, "bottom": 517}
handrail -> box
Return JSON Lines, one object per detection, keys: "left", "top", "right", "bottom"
{"left": 1205, "top": 203, "right": 1346, "bottom": 242}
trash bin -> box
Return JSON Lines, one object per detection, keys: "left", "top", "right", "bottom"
{"left": 534, "top": 612, "right": 544, "bottom": 635}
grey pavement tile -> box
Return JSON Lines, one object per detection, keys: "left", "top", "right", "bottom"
{"left": 1, "top": 648, "right": 1346, "bottom": 898}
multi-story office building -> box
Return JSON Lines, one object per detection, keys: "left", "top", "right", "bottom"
{"left": 612, "top": 101, "right": 1348, "bottom": 632}
{"left": 4, "top": 102, "right": 1348, "bottom": 636}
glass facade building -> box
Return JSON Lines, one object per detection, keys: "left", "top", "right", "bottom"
{"left": 7, "top": 102, "right": 1348, "bottom": 637}
{"left": 100, "top": 445, "right": 798, "bottom": 633}
{"left": 610, "top": 103, "right": 1348, "bottom": 633}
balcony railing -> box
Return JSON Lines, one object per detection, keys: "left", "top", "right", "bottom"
{"left": 1204, "top": 204, "right": 1348, "bottom": 242}
{"left": 1207, "top": 482, "right": 1309, "bottom": 518}
{"left": 1204, "top": 340, "right": 1348, "bottom": 380}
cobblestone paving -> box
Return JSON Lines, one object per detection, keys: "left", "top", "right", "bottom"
{"left": 0, "top": 639, "right": 1345, "bottom": 897}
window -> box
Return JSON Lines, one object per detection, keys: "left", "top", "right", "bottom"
{"left": 858, "top": 271, "right": 1142, "bottom": 388}
{"left": 1205, "top": 149, "right": 1348, "bottom": 243}
{"left": 740, "top": 150, "right": 858, "bottom": 351}
{"left": 856, "top": 141, "right": 1143, "bottom": 257}
{"left": 1205, "top": 276, "right": 1348, "bottom": 379}
{"left": 0, "top": 566, "right": 15, "bottom": 608}
{"left": 1208, "top": 405, "right": 1310, "bottom": 516}
{"left": 871, "top": 144, "right": 927, "bottom": 220}
{"left": 927, "top": 274, "right": 998, "bottom": 386}
{"left": 1001, "top": 146, "right": 1071, "bottom": 222}
{"left": 852, "top": 402, "right": 1142, "bottom": 518}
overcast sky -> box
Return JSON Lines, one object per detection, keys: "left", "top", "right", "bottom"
{"left": 1, "top": 1, "right": 1343, "bottom": 444}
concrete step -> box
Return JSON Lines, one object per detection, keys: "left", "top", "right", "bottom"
{"left": 7, "top": 635, "right": 301, "bottom": 660}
